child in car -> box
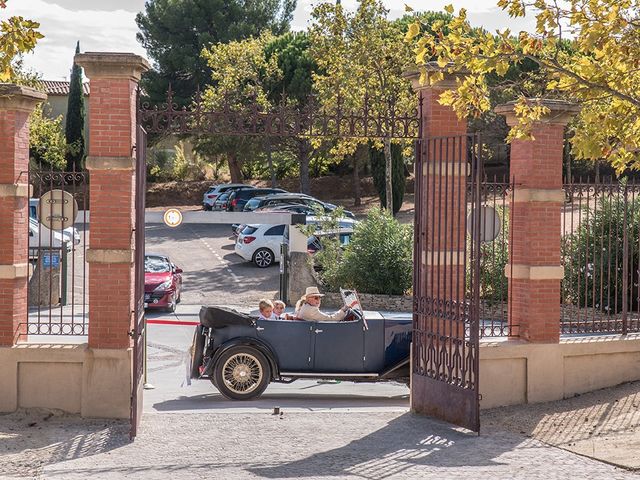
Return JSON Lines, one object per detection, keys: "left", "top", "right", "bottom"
{"left": 273, "top": 300, "right": 294, "bottom": 320}
{"left": 257, "top": 299, "right": 275, "bottom": 320}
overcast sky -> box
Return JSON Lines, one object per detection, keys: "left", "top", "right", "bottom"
{"left": 3, "top": 0, "right": 536, "bottom": 81}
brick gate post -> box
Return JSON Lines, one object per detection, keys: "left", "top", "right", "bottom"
{"left": 74, "top": 53, "right": 149, "bottom": 418}
{"left": 495, "top": 100, "right": 579, "bottom": 342}
{"left": 0, "top": 85, "right": 47, "bottom": 346}
{"left": 74, "top": 53, "right": 149, "bottom": 350}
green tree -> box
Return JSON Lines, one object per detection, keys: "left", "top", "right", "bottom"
{"left": 407, "top": 0, "right": 640, "bottom": 173}
{"left": 310, "top": 0, "right": 415, "bottom": 210}
{"left": 370, "top": 143, "right": 405, "bottom": 214}
{"left": 65, "top": 41, "right": 85, "bottom": 171}
{"left": 0, "top": 0, "right": 43, "bottom": 81}
{"left": 29, "top": 105, "right": 66, "bottom": 170}
{"left": 264, "top": 32, "right": 317, "bottom": 193}
{"left": 199, "top": 32, "right": 281, "bottom": 182}
{"left": 135, "top": 0, "right": 295, "bottom": 107}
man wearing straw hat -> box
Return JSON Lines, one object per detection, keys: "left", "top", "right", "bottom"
{"left": 295, "top": 286, "right": 348, "bottom": 322}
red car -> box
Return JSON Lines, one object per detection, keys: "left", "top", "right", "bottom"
{"left": 144, "top": 254, "right": 183, "bottom": 312}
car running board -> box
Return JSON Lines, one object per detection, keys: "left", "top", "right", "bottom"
{"left": 279, "top": 372, "right": 379, "bottom": 377}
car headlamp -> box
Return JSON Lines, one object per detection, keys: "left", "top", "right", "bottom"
{"left": 154, "top": 279, "right": 173, "bottom": 291}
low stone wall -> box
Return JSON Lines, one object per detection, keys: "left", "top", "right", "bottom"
{"left": 0, "top": 344, "right": 131, "bottom": 418}
{"left": 321, "top": 292, "right": 413, "bottom": 312}
{"left": 477, "top": 334, "right": 640, "bottom": 409}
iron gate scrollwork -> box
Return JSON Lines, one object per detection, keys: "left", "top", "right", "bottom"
{"left": 131, "top": 124, "right": 147, "bottom": 439}
{"left": 412, "top": 134, "right": 482, "bottom": 433}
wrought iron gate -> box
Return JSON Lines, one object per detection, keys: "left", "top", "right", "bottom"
{"left": 412, "top": 134, "right": 482, "bottom": 432}
{"left": 131, "top": 124, "right": 147, "bottom": 439}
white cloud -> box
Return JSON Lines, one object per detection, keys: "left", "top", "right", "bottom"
{"left": 4, "top": 0, "right": 536, "bottom": 80}
{"left": 3, "top": 0, "right": 146, "bottom": 80}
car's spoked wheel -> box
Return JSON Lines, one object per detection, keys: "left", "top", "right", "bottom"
{"left": 213, "top": 346, "right": 271, "bottom": 400}
{"left": 253, "top": 248, "right": 274, "bottom": 268}
{"left": 223, "top": 353, "right": 262, "bottom": 394}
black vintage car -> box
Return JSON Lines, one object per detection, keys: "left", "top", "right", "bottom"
{"left": 189, "top": 300, "right": 412, "bottom": 400}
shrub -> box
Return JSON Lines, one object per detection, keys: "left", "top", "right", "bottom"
{"left": 474, "top": 206, "right": 510, "bottom": 304}
{"left": 335, "top": 208, "right": 413, "bottom": 295}
{"left": 562, "top": 191, "right": 640, "bottom": 313}
{"left": 370, "top": 143, "right": 406, "bottom": 215}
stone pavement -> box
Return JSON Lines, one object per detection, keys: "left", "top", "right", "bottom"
{"left": 1, "top": 409, "right": 638, "bottom": 480}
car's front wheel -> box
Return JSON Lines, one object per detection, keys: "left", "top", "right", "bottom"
{"left": 252, "top": 248, "right": 274, "bottom": 268}
{"left": 213, "top": 346, "right": 271, "bottom": 400}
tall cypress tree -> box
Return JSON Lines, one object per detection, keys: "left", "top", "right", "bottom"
{"left": 370, "top": 143, "right": 405, "bottom": 215}
{"left": 65, "top": 41, "right": 86, "bottom": 171}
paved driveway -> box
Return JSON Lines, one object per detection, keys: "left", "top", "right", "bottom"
{"left": 145, "top": 223, "right": 280, "bottom": 307}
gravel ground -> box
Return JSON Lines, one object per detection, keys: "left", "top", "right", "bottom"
{"left": 2, "top": 387, "right": 640, "bottom": 480}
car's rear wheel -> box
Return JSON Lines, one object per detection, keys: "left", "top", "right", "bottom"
{"left": 213, "top": 346, "right": 271, "bottom": 400}
{"left": 253, "top": 248, "right": 274, "bottom": 268}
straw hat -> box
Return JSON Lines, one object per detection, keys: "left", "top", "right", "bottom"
{"left": 304, "top": 286, "right": 324, "bottom": 298}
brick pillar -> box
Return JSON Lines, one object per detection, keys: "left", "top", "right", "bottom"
{"left": 0, "top": 85, "right": 47, "bottom": 346}
{"left": 75, "top": 53, "right": 149, "bottom": 349}
{"left": 495, "top": 100, "right": 579, "bottom": 343}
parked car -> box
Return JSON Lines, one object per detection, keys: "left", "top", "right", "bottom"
{"left": 28, "top": 217, "right": 68, "bottom": 259}
{"left": 212, "top": 191, "right": 232, "bottom": 211}
{"left": 231, "top": 204, "right": 315, "bottom": 237}
{"left": 234, "top": 224, "right": 285, "bottom": 268}
{"left": 227, "top": 188, "right": 286, "bottom": 212}
{"left": 243, "top": 193, "right": 355, "bottom": 218}
{"left": 29, "top": 198, "right": 81, "bottom": 246}
{"left": 202, "top": 184, "right": 254, "bottom": 211}
{"left": 307, "top": 229, "right": 354, "bottom": 254}
{"left": 144, "top": 254, "right": 183, "bottom": 312}
{"left": 188, "top": 298, "right": 412, "bottom": 400}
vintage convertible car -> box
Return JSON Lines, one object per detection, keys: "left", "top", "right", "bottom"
{"left": 189, "top": 300, "right": 412, "bottom": 400}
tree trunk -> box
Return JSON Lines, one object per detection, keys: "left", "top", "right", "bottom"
{"left": 353, "top": 144, "right": 367, "bottom": 207}
{"left": 299, "top": 140, "right": 310, "bottom": 194}
{"left": 228, "top": 152, "right": 243, "bottom": 183}
{"left": 267, "top": 138, "right": 276, "bottom": 188}
{"left": 384, "top": 136, "right": 393, "bottom": 212}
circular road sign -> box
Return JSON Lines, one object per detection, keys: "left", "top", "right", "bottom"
{"left": 467, "top": 206, "right": 501, "bottom": 243}
{"left": 39, "top": 190, "right": 78, "bottom": 231}
{"left": 163, "top": 208, "right": 183, "bottom": 228}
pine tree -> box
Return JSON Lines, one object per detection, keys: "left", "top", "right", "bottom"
{"left": 65, "top": 41, "right": 86, "bottom": 171}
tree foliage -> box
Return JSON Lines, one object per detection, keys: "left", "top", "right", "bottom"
{"left": 407, "top": 0, "right": 640, "bottom": 173}
{"left": 0, "top": 0, "right": 43, "bottom": 81}
{"left": 65, "top": 41, "right": 85, "bottom": 171}
{"left": 136, "top": 0, "right": 295, "bottom": 106}
{"left": 29, "top": 105, "right": 66, "bottom": 170}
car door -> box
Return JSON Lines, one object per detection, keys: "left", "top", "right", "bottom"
{"left": 311, "top": 319, "right": 365, "bottom": 373}
{"left": 263, "top": 224, "right": 285, "bottom": 261}
{"left": 256, "top": 319, "right": 314, "bottom": 372}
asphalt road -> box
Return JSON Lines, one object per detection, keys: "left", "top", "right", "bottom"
{"left": 145, "top": 223, "right": 280, "bottom": 307}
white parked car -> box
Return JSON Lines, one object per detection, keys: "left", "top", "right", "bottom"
{"left": 235, "top": 224, "right": 285, "bottom": 268}
{"left": 235, "top": 217, "right": 357, "bottom": 268}
{"left": 29, "top": 198, "right": 80, "bottom": 246}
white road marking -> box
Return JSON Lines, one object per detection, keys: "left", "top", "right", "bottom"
{"left": 188, "top": 226, "right": 242, "bottom": 285}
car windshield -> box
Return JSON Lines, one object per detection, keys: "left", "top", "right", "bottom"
{"left": 145, "top": 256, "right": 171, "bottom": 273}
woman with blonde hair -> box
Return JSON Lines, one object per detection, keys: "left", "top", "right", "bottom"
{"left": 295, "top": 286, "right": 347, "bottom": 322}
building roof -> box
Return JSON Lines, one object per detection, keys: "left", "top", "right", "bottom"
{"left": 40, "top": 80, "right": 90, "bottom": 96}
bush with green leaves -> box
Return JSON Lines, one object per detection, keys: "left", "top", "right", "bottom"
{"left": 29, "top": 105, "right": 66, "bottom": 170}
{"left": 370, "top": 143, "right": 406, "bottom": 215}
{"left": 474, "top": 206, "right": 510, "bottom": 304}
{"left": 562, "top": 191, "right": 640, "bottom": 313}
{"left": 334, "top": 207, "right": 413, "bottom": 295}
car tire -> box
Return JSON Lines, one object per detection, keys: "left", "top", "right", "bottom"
{"left": 213, "top": 345, "right": 271, "bottom": 400}
{"left": 252, "top": 248, "right": 274, "bottom": 268}
{"left": 203, "top": 204, "right": 212, "bottom": 211}
{"left": 190, "top": 325, "right": 206, "bottom": 380}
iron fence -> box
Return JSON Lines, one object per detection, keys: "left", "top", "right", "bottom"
{"left": 472, "top": 175, "right": 515, "bottom": 338}
{"left": 22, "top": 169, "right": 89, "bottom": 337}
{"left": 561, "top": 180, "right": 640, "bottom": 334}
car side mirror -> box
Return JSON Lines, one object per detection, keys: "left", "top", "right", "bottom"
{"left": 174, "top": 267, "right": 183, "bottom": 274}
